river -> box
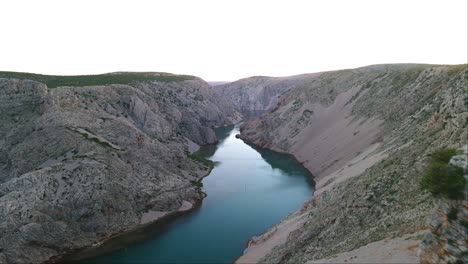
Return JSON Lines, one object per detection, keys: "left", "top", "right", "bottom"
{"left": 85, "top": 124, "right": 314, "bottom": 263}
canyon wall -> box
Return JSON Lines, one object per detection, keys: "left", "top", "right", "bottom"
{"left": 233, "top": 64, "right": 467, "bottom": 263}
{"left": 1, "top": 64, "right": 466, "bottom": 263}
{"left": 0, "top": 77, "right": 241, "bottom": 263}
{"left": 216, "top": 74, "right": 320, "bottom": 117}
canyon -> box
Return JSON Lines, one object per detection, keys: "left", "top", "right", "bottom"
{"left": 230, "top": 64, "right": 467, "bottom": 263}
{"left": 0, "top": 64, "right": 466, "bottom": 263}
{"left": 0, "top": 74, "right": 241, "bottom": 263}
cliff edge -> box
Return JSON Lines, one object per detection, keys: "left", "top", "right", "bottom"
{"left": 235, "top": 64, "right": 467, "bottom": 263}
{"left": 0, "top": 74, "right": 241, "bottom": 263}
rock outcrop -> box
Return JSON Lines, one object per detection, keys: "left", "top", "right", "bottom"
{"left": 215, "top": 74, "right": 320, "bottom": 117}
{"left": 0, "top": 76, "right": 241, "bottom": 263}
{"left": 234, "top": 64, "right": 467, "bottom": 263}
{"left": 1, "top": 64, "right": 466, "bottom": 264}
{"left": 419, "top": 147, "right": 468, "bottom": 264}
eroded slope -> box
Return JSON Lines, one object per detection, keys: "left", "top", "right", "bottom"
{"left": 0, "top": 77, "right": 241, "bottom": 263}
{"left": 237, "top": 64, "right": 467, "bottom": 263}
{"left": 215, "top": 74, "right": 320, "bottom": 117}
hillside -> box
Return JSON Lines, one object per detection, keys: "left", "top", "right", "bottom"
{"left": 0, "top": 71, "right": 197, "bottom": 88}
{"left": 233, "top": 64, "right": 467, "bottom": 263}
{"left": 0, "top": 76, "right": 241, "bottom": 263}
{"left": 1, "top": 64, "right": 466, "bottom": 263}
{"left": 215, "top": 74, "right": 321, "bottom": 117}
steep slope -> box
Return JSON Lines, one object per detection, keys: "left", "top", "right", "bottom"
{"left": 215, "top": 74, "right": 320, "bottom": 117}
{"left": 0, "top": 75, "right": 241, "bottom": 263}
{"left": 236, "top": 64, "right": 467, "bottom": 263}
{"left": 419, "top": 149, "right": 468, "bottom": 263}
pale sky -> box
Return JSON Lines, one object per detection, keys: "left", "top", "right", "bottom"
{"left": 0, "top": 0, "right": 466, "bottom": 81}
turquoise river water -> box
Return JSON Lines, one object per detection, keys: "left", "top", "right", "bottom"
{"left": 85, "top": 124, "right": 314, "bottom": 263}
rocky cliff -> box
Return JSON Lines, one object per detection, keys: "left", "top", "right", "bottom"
{"left": 234, "top": 64, "right": 467, "bottom": 263}
{"left": 1, "top": 64, "right": 466, "bottom": 263}
{"left": 215, "top": 74, "right": 320, "bottom": 117}
{"left": 419, "top": 148, "right": 468, "bottom": 264}
{"left": 0, "top": 75, "right": 241, "bottom": 263}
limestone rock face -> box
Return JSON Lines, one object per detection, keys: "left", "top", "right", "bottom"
{"left": 419, "top": 146, "right": 468, "bottom": 264}
{"left": 0, "top": 78, "right": 241, "bottom": 263}
{"left": 419, "top": 200, "right": 468, "bottom": 264}
{"left": 234, "top": 64, "right": 468, "bottom": 263}
{"left": 215, "top": 74, "right": 320, "bottom": 117}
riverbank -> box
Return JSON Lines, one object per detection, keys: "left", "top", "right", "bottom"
{"left": 235, "top": 200, "right": 313, "bottom": 264}
{"left": 235, "top": 134, "right": 420, "bottom": 263}
{"left": 80, "top": 124, "right": 313, "bottom": 263}
{"left": 53, "top": 147, "right": 216, "bottom": 263}
{"left": 55, "top": 198, "right": 202, "bottom": 263}
{"left": 54, "top": 195, "right": 209, "bottom": 263}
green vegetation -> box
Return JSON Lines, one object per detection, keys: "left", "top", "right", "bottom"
{"left": 188, "top": 152, "right": 215, "bottom": 168}
{"left": 421, "top": 148, "right": 466, "bottom": 200}
{"left": 430, "top": 148, "right": 458, "bottom": 163}
{"left": 447, "top": 207, "right": 459, "bottom": 222}
{"left": 0, "top": 71, "right": 195, "bottom": 88}
{"left": 190, "top": 180, "right": 204, "bottom": 188}
{"left": 461, "top": 219, "right": 468, "bottom": 229}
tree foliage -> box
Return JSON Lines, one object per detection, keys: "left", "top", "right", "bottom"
{"left": 430, "top": 148, "right": 458, "bottom": 163}
{"left": 0, "top": 71, "right": 194, "bottom": 88}
{"left": 421, "top": 148, "right": 466, "bottom": 200}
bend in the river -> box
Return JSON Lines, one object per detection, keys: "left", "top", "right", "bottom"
{"left": 85, "top": 124, "right": 314, "bottom": 263}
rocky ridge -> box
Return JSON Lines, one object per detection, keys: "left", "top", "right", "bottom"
{"left": 233, "top": 64, "right": 467, "bottom": 263}
{"left": 0, "top": 76, "right": 241, "bottom": 263}
{"left": 1, "top": 64, "right": 466, "bottom": 264}
{"left": 216, "top": 74, "right": 321, "bottom": 117}
{"left": 419, "top": 147, "right": 468, "bottom": 264}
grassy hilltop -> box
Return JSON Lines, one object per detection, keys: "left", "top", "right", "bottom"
{"left": 0, "top": 71, "right": 195, "bottom": 88}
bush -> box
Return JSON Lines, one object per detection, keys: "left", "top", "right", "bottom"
{"left": 421, "top": 149, "right": 466, "bottom": 200}
{"left": 447, "top": 207, "right": 459, "bottom": 222}
{"left": 461, "top": 220, "right": 468, "bottom": 229}
{"left": 188, "top": 152, "right": 215, "bottom": 168}
{"left": 190, "top": 180, "right": 203, "bottom": 188}
{"left": 430, "top": 148, "right": 458, "bottom": 163}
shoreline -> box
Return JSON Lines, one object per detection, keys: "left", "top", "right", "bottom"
{"left": 234, "top": 119, "right": 409, "bottom": 263}
{"left": 52, "top": 123, "right": 226, "bottom": 263}
{"left": 237, "top": 134, "right": 317, "bottom": 186}
{"left": 54, "top": 199, "right": 203, "bottom": 263}
{"left": 50, "top": 155, "right": 216, "bottom": 263}
{"left": 232, "top": 133, "right": 317, "bottom": 264}
{"left": 54, "top": 123, "right": 316, "bottom": 264}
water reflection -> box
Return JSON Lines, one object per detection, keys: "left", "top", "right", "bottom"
{"left": 249, "top": 144, "right": 316, "bottom": 187}
{"left": 83, "top": 123, "right": 314, "bottom": 264}
{"left": 195, "top": 125, "right": 234, "bottom": 159}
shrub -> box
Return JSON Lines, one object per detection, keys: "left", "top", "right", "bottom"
{"left": 421, "top": 149, "right": 466, "bottom": 200}
{"left": 461, "top": 219, "right": 468, "bottom": 229}
{"left": 447, "top": 207, "right": 458, "bottom": 222}
{"left": 190, "top": 180, "right": 203, "bottom": 188}
{"left": 430, "top": 148, "right": 457, "bottom": 163}
{"left": 188, "top": 152, "right": 215, "bottom": 168}
{"left": 447, "top": 207, "right": 459, "bottom": 222}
